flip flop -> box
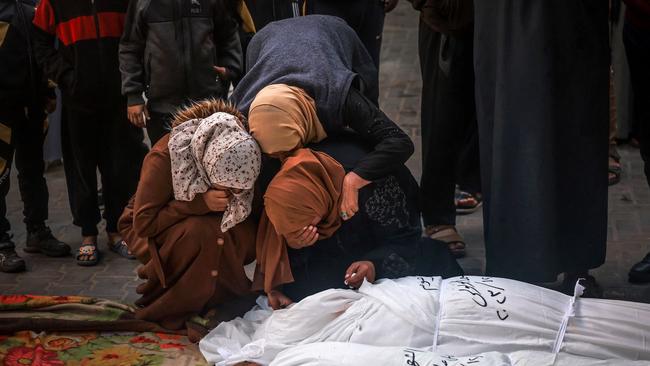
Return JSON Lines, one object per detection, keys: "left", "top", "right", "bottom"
{"left": 455, "top": 190, "right": 483, "bottom": 214}
{"left": 608, "top": 156, "right": 621, "bottom": 186}
{"left": 108, "top": 239, "right": 136, "bottom": 260}
{"left": 76, "top": 243, "right": 100, "bottom": 266}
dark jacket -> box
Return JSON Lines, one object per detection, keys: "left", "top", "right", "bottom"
{"left": 409, "top": 0, "right": 473, "bottom": 33}
{"left": 32, "top": 0, "right": 127, "bottom": 106}
{"left": 119, "top": 0, "right": 243, "bottom": 114}
{"left": 0, "top": 0, "right": 51, "bottom": 109}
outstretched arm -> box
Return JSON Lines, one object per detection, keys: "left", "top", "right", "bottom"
{"left": 338, "top": 87, "right": 414, "bottom": 221}
{"left": 343, "top": 87, "right": 414, "bottom": 181}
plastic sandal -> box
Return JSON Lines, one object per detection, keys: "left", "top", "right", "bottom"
{"left": 76, "top": 243, "right": 100, "bottom": 266}
{"left": 109, "top": 239, "right": 136, "bottom": 260}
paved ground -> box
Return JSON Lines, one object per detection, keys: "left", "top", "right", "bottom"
{"left": 2, "top": 3, "right": 650, "bottom": 304}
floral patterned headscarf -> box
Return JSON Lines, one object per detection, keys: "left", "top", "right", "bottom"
{"left": 168, "top": 112, "right": 261, "bottom": 232}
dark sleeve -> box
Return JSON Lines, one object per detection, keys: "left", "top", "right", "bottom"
{"left": 342, "top": 87, "right": 415, "bottom": 181}
{"left": 31, "top": 0, "right": 73, "bottom": 91}
{"left": 214, "top": 12, "right": 243, "bottom": 85}
{"left": 119, "top": 0, "right": 147, "bottom": 106}
{"left": 362, "top": 237, "right": 419, "bottom": 280}
{"left": 132, "top": 149, "right": 212, "bottom": 238}
{"left": 363, "top": 237, "right": 464, "bottom": 280}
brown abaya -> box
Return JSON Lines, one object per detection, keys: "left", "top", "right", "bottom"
{"left": 119, "top": 135, "right": 256, "bottom": 330}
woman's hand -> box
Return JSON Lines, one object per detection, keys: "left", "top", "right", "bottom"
{"left": 285, "top": 217, "right": 321, "bottom": 248}
{"left": 293, "top": 225, "right": 319, "bottom": 247}
{"left": 202, "top": 189, "right": 231, "bottom": 212}
{"left": 339, "top": 172, "right": 371, "bottom": 221}
{"left": 344, "top": 261, "right": 376, "bottom": 289}
{"left": 268, "top": 289, "right": 293, "bottom": 310}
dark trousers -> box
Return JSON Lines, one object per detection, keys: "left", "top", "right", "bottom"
{"left": 147, "top": 111, "right": 173, "bottom": 147}
{"left": 0, "top": 104, "right": 49, "bottom": 237}
{"left": 61, "top": 99, "right": 148, "bottom": 236}
{"left": 308, "top": 0, "right": 385, "bottom": 71}
{"left": 418, "top": 21, "right": 479, "bottom": 226}
{"left": 623, "top": 22, "right": 650, "bottom": 187}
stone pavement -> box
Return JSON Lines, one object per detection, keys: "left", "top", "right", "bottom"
{"left": 2, "top": 2, "right": 650, "bottom": 304}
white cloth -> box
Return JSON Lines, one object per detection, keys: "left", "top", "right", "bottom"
{"left": 199, "top": 276, "right": 650, "bottom": 365}
{"left": 270, "top": 343, "right": 650, "bottom": 366}
{"left": 168, "top": 112, "right": 261, "bottom": 231}
{"left": 199, "top": 276, "right": 440, "bottom": 365}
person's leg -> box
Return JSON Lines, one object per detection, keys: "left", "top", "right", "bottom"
{"left": 456, "top": 123, "right": 481, "bottom": 196}
{"left": 356, "top": 0, "right": 385, "bottom": 70}
{"left": 624, "top": 21, "right": 650, "bottom": 283}
{"left": 14, "top": 107, "right": 69, "bottom": 257}
{"left": 0, "top": 105, "right": 25, "bottom": 272}
{"left": 98, "top": 101, "right": 147, "bottom": 257}
{"left": 418, "top": 21, "right": 474, "bottom": 256}
{"left": 146, "top": 111, "right": 173, "bottom": 147}
{"left": 609, "top": 68, "right": 622, "bottom": 186}
{"left": 61, "top": 103, "right": 101, "bottom": 264}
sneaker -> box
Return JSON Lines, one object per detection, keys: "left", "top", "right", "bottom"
{"left": 0, "top": 235, "right": 26, "bottom": 273}
{"left": 23, "top": 227, "right": 71, "bottom": 257}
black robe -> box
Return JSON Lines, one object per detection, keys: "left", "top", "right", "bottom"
{"left": 474, "top": 1, "right": 609, "bottom": 282}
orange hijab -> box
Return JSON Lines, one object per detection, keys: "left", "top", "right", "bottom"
{"left": 252, "top": 148, "right": 345, "bottom": 293}
{"left": 248, "top": 84, "right": 328, "bottom": 154}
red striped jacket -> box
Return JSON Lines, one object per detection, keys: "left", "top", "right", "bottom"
{"left": 32, "top": 0, "right": 128, "bottom": 104}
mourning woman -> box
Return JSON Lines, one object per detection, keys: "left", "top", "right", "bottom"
{"left": 119, "top": 100, "right": 261, "bottom": 330}
{"left": 230, "top": 15, "right": 414, "bottom": 224}
{"left": 253, "top": 137, "right": 463, "bottom": 309}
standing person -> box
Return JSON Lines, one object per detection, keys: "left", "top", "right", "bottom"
{"left": 623, "top": 0, "right": 650, "bottom": 283}
{"left": 0, "top": 0, "right": 69, "bottom": 273}
{"left": 307, "top": 0, "right": 399, "bottom": 73}
{"left": 32, "top": 0, "right": 148, "bottom": 266}
{"left": 409, "top": 0, "right": 476, "bottom": 257}
{"left": 119, "top": 0, "right": 243, "bottom": 146}
{"left": 474, "top": 1, "right": 609, "bottom": 294}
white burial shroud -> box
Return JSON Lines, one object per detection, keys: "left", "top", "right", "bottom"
{"left": 199, "top": 276, "right": 650, "bottom": 365}
{"left": 271, "top": 343, "right": 650, "bottom": 366}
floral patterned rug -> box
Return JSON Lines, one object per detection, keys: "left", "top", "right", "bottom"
{"left": 0, "top": 295, "right": 208, "bottom": 365}
{"left": 0, "top": 294, "right": 189, "bottom": 334}
{"left": 0, "top": 331, "right": 207, "bottom": 366}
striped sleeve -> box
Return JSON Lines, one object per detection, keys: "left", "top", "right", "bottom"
{"left": 33, "top": 0, "right": 56, "bottom": 34}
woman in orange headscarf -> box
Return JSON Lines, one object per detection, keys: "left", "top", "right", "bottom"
{"left": 253, "top": 137, "right": 463, "bottom": 308}
{"left": 231, "top": 16, "right": 414, "bottom": 231}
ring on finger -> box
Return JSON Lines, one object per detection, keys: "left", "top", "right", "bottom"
{"left": 340, "top": 211, "right": 349, "bottom": 220}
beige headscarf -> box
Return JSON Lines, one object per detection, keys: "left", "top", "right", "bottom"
{"left": 248, "top": 84, "right": 328, "bottom": 154}
{"left": 169, "top": 112, "right": 261, "bottom": 232}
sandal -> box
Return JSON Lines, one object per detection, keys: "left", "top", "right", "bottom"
{"left": 455, "top": 189, "right": 483, "bottom": 214}
{"left": 109, "top": 239, "right": 136, "bottom": 259}
{"left": 608, "top": 156, "right": 621, "bottom": 186}
{"left": 76, "top": 243, "right": 100, "bottom": 266}
{"left": 426, "top": 225, "right": 466, "bottom": 258}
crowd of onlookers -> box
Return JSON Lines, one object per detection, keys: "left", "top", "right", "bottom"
{"left": 0, "top": 0, "right": 649, "bottom": 302}
{"left": 0, "top": 0, "right": 402, "bottom": 271}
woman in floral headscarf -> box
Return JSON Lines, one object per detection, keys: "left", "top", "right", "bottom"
{"left": 118, "top": 99, "right": 261, "bottom": 330}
